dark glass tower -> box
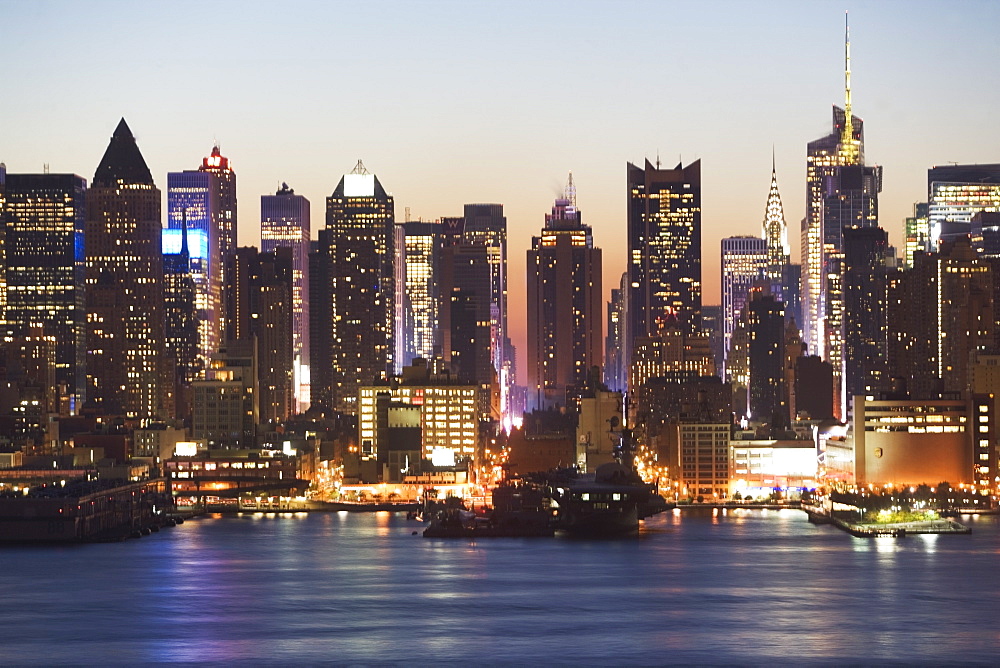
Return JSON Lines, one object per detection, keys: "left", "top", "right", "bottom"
{"left": 462, "top": 203, "right": 510, "bottom": 416}
{"left": 317, "top": 161, "right": 394, "bottom": 414}
{"left": 85, "top": 118, "right": 167, "bottom": 418}
{"left": 2, "top": 173, "right": 87, "bottom": 412}
{"left": 626, "top": 159, "right": 702, "bottom": 377}
{"left": 842, "top": 226, "right": 888, "bottom": 405}
{"left": 226, "top": 246, "right": 294, "bottom": 423}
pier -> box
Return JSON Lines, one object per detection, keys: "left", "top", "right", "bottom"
{"left": 802, "top": 504, "right": 971, "bottom": 537}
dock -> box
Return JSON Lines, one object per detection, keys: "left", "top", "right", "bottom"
{"left": 802, "top": 504, "right": 971, "bottom": 537}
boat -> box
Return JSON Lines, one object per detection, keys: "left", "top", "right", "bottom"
{"left": 423, "top": 482, "right": 555, "bottom": 538}
{"left": 553, "top": 463, "right": 670, "bottom": 537}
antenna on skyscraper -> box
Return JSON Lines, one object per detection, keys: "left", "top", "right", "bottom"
{"left": 43, "top": 163, "right": 50, "bottom": 174}
{"left": 351, "top": 159, "right": 369, "bottom": 175}
{"left": 564, "top": 171, "right": 577, "bottom": 208}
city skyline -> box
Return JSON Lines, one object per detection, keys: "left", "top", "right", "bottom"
{"left": 3, "top": 1, "right": 999, "bottom": 379}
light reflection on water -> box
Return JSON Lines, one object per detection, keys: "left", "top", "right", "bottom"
{"left": 0, "top": 510, "right": 997, "bottom": 664}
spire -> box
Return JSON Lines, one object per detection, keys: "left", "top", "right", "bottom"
{"left": 762, "top": 158, "right": 789, "bottom": 277}
{"left": 839, "top": 11, "right": 859, "bottom": 163}
{"left": 93, "top": 117, "right": 154, "bottom": 187}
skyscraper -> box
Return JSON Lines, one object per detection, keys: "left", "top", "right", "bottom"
{"left": 199, "top": 145, "right": 237, "bottom": 262}
{"left": 626, "top": 159, "right": 702, "bottom": 379}
{"left": 526, "top": 175, "right": 603, "bottom": 411}
{"left": 226, "top": 246, "right": 295, "bottom": 423}
{"left": 842, "top": 226, "right": 888, "bottom": 405}
{"left": 802, "top": 17, "right": 874, "bottom": 357}
{"left": 927, "top": 163, "right": 1000, "bottom": 250}
{"left": 720, "top": 236, "right": 767, "bottom": 376}
{"left": 399, "top": 220, "right": 442, "bottom": 366}
{"left": 439, "top": 243, "right": 495, "bottom": 421}
{"left": 167, "top": 170, "right": 221, "bottom": 371}
{"left": 801, "top": 17, "right": 881, "bottom": 418}
{"left": 2, "top": 173, "right": 87, "bottom": 411}
{"left": 315, "top": 161, "right": 395, "bottom": 414}
{"left": 462, "top": 203, "right": 510, "bottom": 416}
{"left": 163, "top": 210, "right": 199, "bottom": 405}
{"left": 902, "top": 202, "right": 930, "bottom": 269}
{"left": 747, "top": 290, "right": 787, "bottom": 427}
{"left": 261, "top": 183, "right": 311, "bottom": 409}
{"left": 762, "top": 157, "right": 791, "bottom": 302}
{"left": 604, "top": 272, "right": 628, "bottom": 393}
{"left": 85, "top": 118, "right": 167, "bottom": 418}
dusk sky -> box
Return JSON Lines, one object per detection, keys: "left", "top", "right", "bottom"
{"left": 4, "top": 0, "right": 999, "bottom": 374}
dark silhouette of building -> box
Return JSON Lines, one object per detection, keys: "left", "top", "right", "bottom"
{"left": 604, "top": 273, "right": 628, "bottom": 393}
{"left": 2, "top": 173, "right": 87, "bottom": 411}
{"left": 842, "top": 225, "right": 888, "bottom": 405}
{"left": 226, "top": 247, "right": 294, "bottom": 423}
{"left": 747, "top": 290, "right": 787, "bottom": 428}
{"left": 888, "top": 237, "right": 993, "bottom": 399}
{"left": 526, "top": 176, "right": 603, "bottom": 410}
{"left": 85, "top": 118, "right": 168, "bottom": 418}
{"left": 794, "top": 355, "right": 834, "bottom": 420}
{"left": 439, "top": 244, "right": 495, "bottom": 421}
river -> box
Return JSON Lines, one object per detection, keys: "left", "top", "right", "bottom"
{"left": 2, "top": 508, "right": 997, "bottom": 664}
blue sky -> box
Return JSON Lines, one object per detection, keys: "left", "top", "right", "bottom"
{"left": 3, "top": 0, "right": 999, "bottom": 366}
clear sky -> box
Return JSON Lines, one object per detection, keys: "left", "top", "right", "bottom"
{"left": 3, "top": 0, "right": 999, "bottom": 380}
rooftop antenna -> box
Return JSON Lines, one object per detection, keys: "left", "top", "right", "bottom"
{"left": 564, "top": 171, "right": 577, "bottom": 208}
{"left": 656, "top": 149, "right": 661, "bottom": 169}
{"left": 43, "top": 163, "right": 50, "bottom": 174}
{"left": 351, "top": 159, "right": 369, "bottom": 175}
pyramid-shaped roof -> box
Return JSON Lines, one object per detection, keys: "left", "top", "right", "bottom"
{"left": 93, "top": 118, "right": 154, "bottom": 187}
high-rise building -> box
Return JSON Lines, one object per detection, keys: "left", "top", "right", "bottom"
{"left": 192, "top": 340, "right": 258, "bottom": 447}
{"left": 199, "top": 145, "right": 237, "bottom": 262}
{"left": 261, "top": 183, "right": 311, "bottom": 409}
{"left": 167, "top": 170, "right": 221, "bottom": 371}
{"left": 439, "top": 244, "right": 495, "bottom": 422}
{"left": 746, "top": 290, "right": 787, "bottom": 427}
{"left": 399, "top": 220, "right": 442, "bottom": 367}
{"left": 801, "top": 19, "right": 881, "bottom": 420}
{"left": 842, "top": 226, "right": 888, "bottom": 406}
{"left": 888, "top": 237, "right": 993, "bottom": 399}
{"left": 903, "top": 202, "right": 930, "bottom": 268}
{"left": 526, "top": 176, "right": 603, "bottom": 411}
{"left": 627, "top": 159, "right": 702, "bottom": 378}
{"left": 85, "top": 118, "right": 168, "bottom": 418}
{"left": 163, "top": 210, "right": 199, "bottom": 403}
{"left": 927, "top": 164, "right": 1000, "bottom": 250}
{"left": 314, "top": 161, "right": 395, "bottom": 414}
{"left": 2, "top": 173, "right": 87, "bottom": 412}
{"left": 225, "top": 246, "right": 295, "bottom": 423}
{"left": 462, "top": 203, "right": 510, "bottom": 416}
{"left": 802, "top": 18, "right": 879, "bottom": 361}
{"left": 721, "top": 236, "right": 767, "bottom": 376}
{"left": 604, "top": 272, "right": 628, "bottom": 393}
